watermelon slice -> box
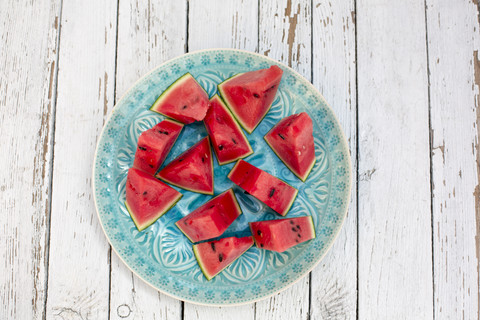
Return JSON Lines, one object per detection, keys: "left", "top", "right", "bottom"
{"left": 264, "top": 112, "right": 315, "bottom": 182}
{"left": 133, "top": 119, "right": 184, "bottom": 175}
{"left": 228, "top": 160, "right": 298, "bottom": 216}
{"left": 218, "top": 66, "right": 283, "bottom": 133}
{"left": 193, "top": 236, "right": 254, "bottom": 280}
{"left": 176, "top": 189, "right": 242, "bottom": 242}
{"left": 125, "top": 168, "right": 182, "bottom": 231}
{"left": 204, "top": 95, "right": 253, "bottom": 165}
{"left": 156, "top": 137, "right": 214, "bottom": 195}
{"left": 150, "top": 73, "right": 209, "bottom": 124}
{"left": 249, "top": 216, "right": 316, "bottom": 252}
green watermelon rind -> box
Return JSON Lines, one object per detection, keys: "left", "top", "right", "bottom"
{"left": 263, "top": 134, "right": 316, "bottom": 182}
{"left": 124, "top": 192, "right": 183, "bottom": 232}
{"left": 204, "top": 95, "right": 254, "bottom": 166}
{"left": 217, "top": 74, "right": 274, "bottom": 134}
{"left": 174, "top": 189, "right": 242, "bottom": 243}
{"left": 249, "top": 216, "right": 316, "bottom": 251}
{"left": 193, "top": 237, "right": 254, "bottom": 281}
{"left": 150, "top": 73, "right": 209, "bottom": 122}
{"left": 156, "top": 137, "right": 215, "bottom": 195}
{"left": 227, "top": 160, "right": 299, "bottom": 216}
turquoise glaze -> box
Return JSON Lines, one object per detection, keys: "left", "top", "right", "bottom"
{"left": 92, "top": 49, "right": 351, "bottom": 306}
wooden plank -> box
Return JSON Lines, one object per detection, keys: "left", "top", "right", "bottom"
{"left": 109, "top": 1, "right": 186, "bottom": 319}
{"left": 356, "top": 0, "right": 433, "bottom": 318}
{"left": 0, "top": 0, "right": 61, "bottom": 319}
{"left": 426, "top": 0, "right": 480, "bottom": 318}
{"left": 184, "top": 0, "right": 258, "bottom": 318}
{"left": 44, "top": 1, "right": 118, "bottom": 318}
{"left": 256, "top": 1, "right": 312, "bottom": 319}
{"left": 310, "top": 0, "right": 357, "bottom": 318}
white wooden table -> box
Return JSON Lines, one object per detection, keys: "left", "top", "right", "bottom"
{"left": 1, "top": 0, "right": 479, "bottom": 319}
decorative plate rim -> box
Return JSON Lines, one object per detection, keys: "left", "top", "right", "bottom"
{"left": 92, "top": 48, "right": 352, "bottom": 307}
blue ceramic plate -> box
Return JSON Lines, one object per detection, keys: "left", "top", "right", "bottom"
{"left": 93, "top": 49, "right": 351, "bottom": 306}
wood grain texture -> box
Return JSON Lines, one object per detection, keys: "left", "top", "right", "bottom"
{"left": 426, "top": 0, "right": 480, "bottom": 318}
{"left": 257, "top": 1, "right": 311, "bottom": 319}
{"left": 184, "top": 0, "right": 257, "bottom": 318}
{"left": 109, "top": 1, "right": 186, "bottom": 319}
{"left": 0, "top": 0, "right": 61, "bottom": 319}
{"left": 356, "top": 0, "right": 433, "bottom": 318}
{"left": 44, "top": 1, "right": 118, "bottom": 318}
{"left": 310, "top": 0, "right": 357, "bottom": 319}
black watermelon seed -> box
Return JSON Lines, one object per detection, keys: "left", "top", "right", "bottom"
{"left": 218, "top": 145, "right": 224, "bottom": 151}
{"left": 257, "top": 230, "right": 262, "bottom": 236}
{"left": 269, "top": 188, "right": 275, "bottom": 198}
{"left": 298, "top": 234, "right": 301, "bottom": 238}
{"left": 148, "top": 164, "right": 154, "bottom": 168}
{"left": 211, "top": 242, "right": 216, "bottom": 252}
{"left": 260, "top": 243, "right": 264, "bottom": 248}
{"left": 278, "top": 133, "right": 285, "bottom": 140}
{"left": 232, "top": 138, "right": 237, "bottom": 144}
{"left": 178, "top": 159, "right": 183, "bottom": 162}
{"left": 295, "top": 239, "right": 299, "bottom": 243}
{"left": 290, "top": 220, "right": 294, "bottom": 225}
{"left": 209, "top": 205, "right": 215, "bottom": 209}
{"left": 244, "top": 190, "right": 250, "bottom": 195}
{"left": 218, "top": 253, "right": 224, "bottom": 262}
{"left": 138, "top": 146, "right": 147, "bottom": 151}
{"left": 271, "top": 85, "right": 276, "bottom": 89}
{"left": 182, "top": 105, "right": 188, "bottom": 109}
{"left": 296, "top": 225, "right": 301, "bottom": 230}
{"left": 253, "top": 93, "right": 260, "bottom": 98}
{"left": 143, "top": 191, "right": 148, "bottom": 195}
{"left": 201, "top": 157, "right": 205, "bottom": 163}
{"left": 291, "top": 227, "right": 297, "bottom": 232}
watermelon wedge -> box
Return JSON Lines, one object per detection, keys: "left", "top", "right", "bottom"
{"left": 133, "top": 119, "right": 184, "bottom": 175}
{"left": 150, "top": 73, "right": 209, "bottom": 124}
{"left": 193, "top": 236, "right": 254, "bottom": 280}
{"left": 264, "top": 112, "right": 315, "bottom": 182}
{"left": 156, "top": 137, "right": 214, "bottom": 195}
{"left": 176, "top": 189, "right": 242, "bottom": 242}
{"left": 249, "top": 216, "right": 316, "bottom": 252}
{"left": 228, "top": 160, "right": 298, "bottom": 216}
{"left": 218, "top": 65, "right": 283, "bottom": 134}
{"left": 125, "top": 168, "right": 182, "bottom": 231}
{"left": 204, "top": 95, "right": 253, "bottom": 165}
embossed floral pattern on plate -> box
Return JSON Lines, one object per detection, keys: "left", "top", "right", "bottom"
{"left": 92, "top": 49, "right": 351, "bottom": 306}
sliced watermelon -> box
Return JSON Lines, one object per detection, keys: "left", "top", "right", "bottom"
{"left": 125, "top": 168, "right": 182, "bottom": 231}
{"left": 133, "top": 119, "right": 184, "bottom": 175}
{"left": 204, "top": 95, "right": 253, "bottom": 165}
{"left": 218, "top": 65, "right": 283, "bottom": 134}
{"left": 228, "top": 160, "right": 298, "bottom": 216}
{"left": 193, "top": 236, "right": 254, "bottom": 280}
{"left": 150, "top": 73, "right": 209, "bottom": 124}
{"left": 249, "top": 216, "right": 316, "bottom": 252}
{"left": 264, "top": 112, "right": 315, "bottom": 182}
{"left": 156, "top": 137, "right": 214, "bottom": 195}
{"left": 176, "top": 189, "right": 242, "bottom": 242}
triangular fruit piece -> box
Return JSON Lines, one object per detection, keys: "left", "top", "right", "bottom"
{"left": 218, "top": 65, "right": 283, "bottom": 134}
{"left": 133, "top": 119, "right": 184, "bottom": 175}
{"left": 228, "top": 160, "right": 297, "bottom": 216}
{"left": 193, "top": 236, "right": 254, "bottom": 280}
{"left": 150, "top": 73, "right": 209, "bottom": 124}
{"left": 156, "top": 137, "right": 214, "bottom": 195}
{"left": 249, "top": 216, "right": 316, "bottom": 252}
{"left": 204, "top": 95, "right": 253, "bottom": 165}
{"left": 176, "top": 189, "right": 242, "bottom": 242}
{"left": 264, "top": 112, "right": 316, "bottom": 182}
{"left": 125, "top": 168, "right": 183, "bottom": 231}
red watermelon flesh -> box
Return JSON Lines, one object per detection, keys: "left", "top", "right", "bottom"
{"left": 156, "top": 137, "right": 214, "bottom": 195}
{"left": 218, "top": 66, "right": 283, "bottom": 134}
{"left": 133, "top": 119, "right": 184, "bottom": 175}
{"left": 125, "top": 168, "right": 183, "bottom": 231}
{"left": 228, "top": 160, "right": 298, "bottom": 216}
{"left": 176, "top": 189, "right": 242, "bottom": 242}
{"left": 264, "top": 112, "right": 315, "bottom": 182}
{"left": 193, "top": 236, "right": 254, "bottom": 280}
{"left": 249, "top": 216, "right": 315, "bottom": 252}
{"left": 204, "top": 95, "right": 253, "bottom": 165}
{"left": 150, "top": 73, "right": 209, "bottom": 124}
